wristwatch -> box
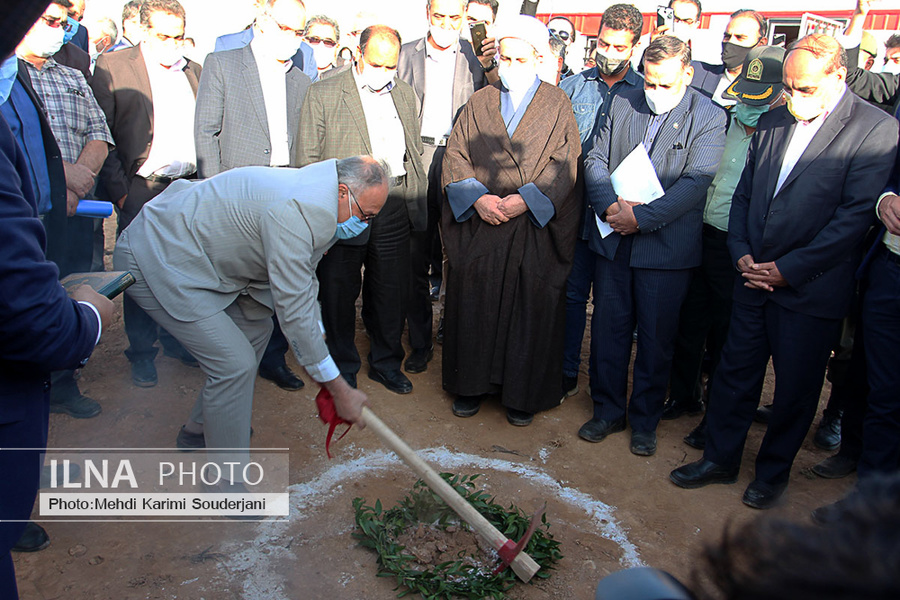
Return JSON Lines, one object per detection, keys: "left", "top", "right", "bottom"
{"left": 483, "top": 61, "right": 496, "bottom": 73}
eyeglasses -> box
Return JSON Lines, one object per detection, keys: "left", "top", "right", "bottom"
{"left": 153, "top": 31, "right": 185, "bottom": 43}
{"left": 349, "top": 190, "right": 376, "bottom": 222}
{"left": 674, "top": 16, "right": 697, "bottom": 25}
{"left": 264, "top": 13, "right": 304, "bottom": 37}
{"left": 306, "top": 35, "right": 337, "bottom": 48}
{"left": 548, "top": 28, "right": 571, "bottom": 41}
{"left": 40, "top": 15, "right": 67, "bottom": 29}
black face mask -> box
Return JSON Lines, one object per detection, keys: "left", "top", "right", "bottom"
{"left": 595, "top": 51, "right": 629, "bottom": 77}
{"left": 721, "top": 40, "right": 754, "bottom": 70}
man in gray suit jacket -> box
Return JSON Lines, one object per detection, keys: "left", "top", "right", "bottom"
{"left": 113, "top": 157, "right": 388, "bottom": 480}
{"left": 194, "top": 0, "right": 313, "bottom": 392}
{"left": 580, "top": 37, "right": 726, "bottom": 456}
{"left": 397, "top": 0, "right": 494, "bottom": 373}
{"left": 296, "top": 25, "right": 427, "bottom": 395}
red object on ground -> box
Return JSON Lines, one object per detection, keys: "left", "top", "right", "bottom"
{"left": 315, "top": 386, "right": 352, "bottom": 459}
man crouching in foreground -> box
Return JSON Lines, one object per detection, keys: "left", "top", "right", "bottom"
{"left": 113, "top": 156, "right": 389, "bottom": 487}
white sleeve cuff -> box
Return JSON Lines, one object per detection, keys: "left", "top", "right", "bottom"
{"left": 835, "top": 30, "right": 863, "bottom": 49}
{"left": 77, "top": 300, "right": 103, "bottom": 345}
{"left": 305, "top": 354, "right": 340, "bottom": 383}
{"left": 877, "top": 192, "right": 895, "bottom": 220}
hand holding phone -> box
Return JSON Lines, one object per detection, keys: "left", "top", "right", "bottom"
{"left": 470, "top": 21, "right": 488, "bottom": 56}
{"left": 656, "top": 6, "right": 675, "bottom": 32}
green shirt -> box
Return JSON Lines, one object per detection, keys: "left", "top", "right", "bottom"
{"left": 703, "top": 118, "right": 754, "bottom": 232}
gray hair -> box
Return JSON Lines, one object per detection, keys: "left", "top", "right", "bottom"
{"left": 305, "top": 14, "right": 339, "bottom": 40}
{"left": 93, "top": 17, "right": 119, "bottom": 42}
{"left": 336, "top": 156, "right": 391, "bottom": 195}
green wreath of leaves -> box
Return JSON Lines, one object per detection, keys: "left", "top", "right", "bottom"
{"left": 352, "top": 473, "right": 562, "bottom": 599}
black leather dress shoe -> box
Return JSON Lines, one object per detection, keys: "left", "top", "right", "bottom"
{"left": 452, "top": 395, "right": 482, "bottom": 417}
{"left": 177, "top": 426, "right": 254, "bottom": 451}
{"left": 813, "top": 413, "right": 842, "bottom": 451}
{"left": 669, "top": 458, "right": 739, "bottom": 489}
{"left": 742, "top": 480, "right": 787, "bottom": 510}
{"left": 404, "top": 345, "right": 434, "bottom": 374}
{"left": 811, "top": 453, "right": 857, "bottom": 479}
{"left": 368, "top": 368, "right": 413, "bottom": 394}
{"left": 506, "top": 408, "right": 534, "bottom": 427}
{"left": 811, "top": 494, "right": 854, "bottom": 525}
{"left": 754, "top": 403, "right": 773, "bottom": 424}
{"left": 578, "top": 418, "right": 626, "bottom": 443}
{"left": 259, "top": 364, "right": 305, "bottom": 391}
{"left": 131, "top": 359, "right": 158, "bottom": 388}
{"left": 49, "top": 393, "right": 101, "bottom": 419}
{"left": 661, "top": 397, "right": 704, "bottom": 420}
{"left": 683, "top": 424, "right": 707, "bottom": 450}
{"left": 630, "top": 431, "right": 657, "bottom": 456}
{"left": 12, "top": 522, "right": 50, "bottom": 552}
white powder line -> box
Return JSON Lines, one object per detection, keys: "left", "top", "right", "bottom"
{"left": 228, "top": 447, "right": 644, "bottom": 600}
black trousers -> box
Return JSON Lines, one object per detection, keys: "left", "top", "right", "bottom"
{"left": 0, "top": 388, "right": 47, "bottom": 600}
{"left": 118, "top": 176, "right": 189, "bottom": 364}
{"left": 859, "top": 248, "right": 900, "bottom": 477}
{"left": 589, "top": 235, "right": 692, "bottom": 432}
{"left": 704, "top": 300, "right": 841, "bottom": 485}
{"left": 318, "top": 191, "right": 410, "bottom": 375}
{"left": 407, "top": 144, "right": 444, "bottom": 351}
{"left": 668, "top": 226, "right": 736, "bottom": 406}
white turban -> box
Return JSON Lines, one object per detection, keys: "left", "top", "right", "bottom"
{"left": 494, "top": 14, "right": 550, "bottom": 56}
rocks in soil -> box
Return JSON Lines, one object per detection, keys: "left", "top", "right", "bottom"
{"left": 394, "top": 522, "right": 499, "bottom": 573}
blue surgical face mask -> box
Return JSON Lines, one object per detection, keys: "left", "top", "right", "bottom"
{"left": 0, "top": 55, "right": 18, "bottom": 105}
{"left": 734, "top": 102, "right": 769, "bottom": 128}
{"left": 63, "top": 18, "right": 80, "bottom": 44}
{"left": 334, "top": 189, "right": 370, "bottom": 240}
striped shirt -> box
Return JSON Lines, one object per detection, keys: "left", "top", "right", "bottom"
{"left": 22, "top": 57, "right": 113, "bottom": 163}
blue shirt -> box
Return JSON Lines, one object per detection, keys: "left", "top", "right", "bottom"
{"left": 560, "top": 64, "right": 643, "bottom": 239}
{"left": 0, "top": 81, "right": 52, "bottom": 214}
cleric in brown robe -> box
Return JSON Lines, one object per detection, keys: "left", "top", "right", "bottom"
{"left": 440, "top": 15, "right": 580, "bottom": 426}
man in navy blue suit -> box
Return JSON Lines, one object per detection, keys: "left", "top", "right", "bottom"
{"left": 670, "top": 34, "right": 899, "bottom": 509}
{"left": 579, "top": 36, "right": 726, "bottom": 456}
{"left": 0, "top": 5, "right": 114, "bottom": 595}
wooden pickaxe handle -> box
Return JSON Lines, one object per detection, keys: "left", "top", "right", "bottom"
{"left": 360, "top": 406, "right": 541, "bottom": 582}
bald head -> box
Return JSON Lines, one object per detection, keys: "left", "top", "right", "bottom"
{"left": 783, "top": 34, "right": 847, "bottom": 121}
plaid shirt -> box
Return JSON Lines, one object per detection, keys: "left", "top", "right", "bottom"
{"left": 23, "top": 57, "right": 114, "bottom": 163}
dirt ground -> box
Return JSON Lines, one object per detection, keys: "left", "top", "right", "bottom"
{"left": 13, "top": 217, "right": 854, "bottom": 599}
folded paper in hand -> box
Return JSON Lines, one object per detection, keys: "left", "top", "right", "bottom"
{"left": 596, "top": 144, "right": 665, "bottom": 238}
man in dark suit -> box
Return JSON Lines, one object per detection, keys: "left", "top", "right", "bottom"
{"left": 670, "top": 34, "right": 899, "bottom": 509}
{"left": 0, "top": 5, "right": 114, "bottom": 591}
{"left": 296, "top": 25, "right": 427, "bottom": 393}
{"left": 194, "top": 0, "right": 312, "bottom": 392}
{"left": 579, "top": 36, "right": 726, "bottom": 456}
{"left": 92, "top": 0, "right": 199, "bottom": 389}
{"left": 397, "top": 0, "right": 493, "bottom": 373}
{"left": 689, "top": 10, "right": 767, "bottom": 109}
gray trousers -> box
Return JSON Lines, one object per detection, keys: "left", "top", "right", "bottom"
{"left": 114, "top": 235, "right": 273, "bottom": 479}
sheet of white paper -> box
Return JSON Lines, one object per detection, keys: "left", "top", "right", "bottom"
{"left": 610, "top": 145, "right": 665, "bottom": 205}
{"left": 595, "top": 213, "right": 615, "bottom": 238}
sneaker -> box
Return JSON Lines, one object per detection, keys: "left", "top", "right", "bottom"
{"left": 563, "top": 375, "right": 579, "bottom": 397}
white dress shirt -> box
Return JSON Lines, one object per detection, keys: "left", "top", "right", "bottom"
{"left": 251, "top": 38, "right": 292, "bottom": 167}
{"left": 353, "top": 68, "right": 406, "bottom": 178}
{"left": 420, "top": 41, "right": 457, "bottom": 140}
{"left": 773, "top": 86, "right": 847, "bottom": 198}
{"left": 137, "top": 51, "right": 197, "bottom": 178}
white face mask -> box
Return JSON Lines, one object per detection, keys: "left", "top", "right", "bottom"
{"left": 21, "top": 21, "right": 66, "bottom": 58}
{"left": 358, "top": 62, "right": 395, "bottom": 92}
{"left": 311, "top": 43, "right": 335, "bottom": 69}
{"left": 883, "top": 61, "right": 900, "bottom": 75}
{"left": 498, "top": 62, "right": 537, "bottom": 94}
{"left": 645, "top": 86, "right": 685, "bottom": 114}
{"left": 785, "top": 90, "right": 826, "bottom": 122}
{"left": 146, "top": 40, "right": 183, "bottom": 67}
{"left": 429, "top": 24, "right": 460, "bottom": 49}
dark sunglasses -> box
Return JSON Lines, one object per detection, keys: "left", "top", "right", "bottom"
{"left": 306, "top": 35, "right": 337, "bottom": 48}
{"left": 548, "top": 28, "right": 571, "bottom": 41}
